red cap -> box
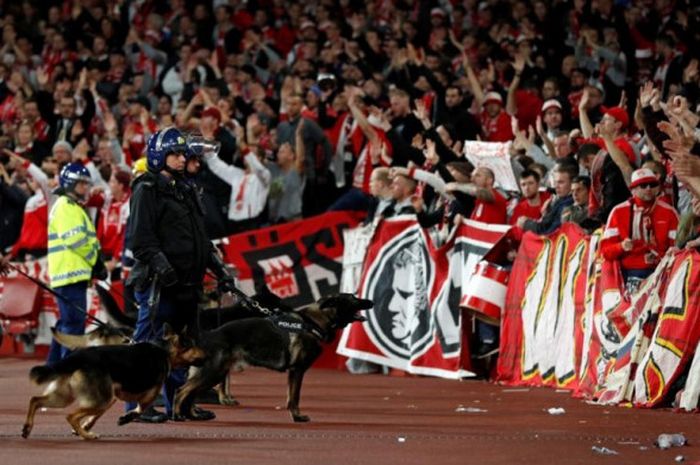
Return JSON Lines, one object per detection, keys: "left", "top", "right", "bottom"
{"left": 201, "top": 107, "right": 222, "bottom": 123}
{"left": 602, "top": 106, "right": 629, "bottom": 129}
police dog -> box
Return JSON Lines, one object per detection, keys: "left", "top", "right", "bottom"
{"left": 97, "top": 284, "right": 295, "bottom": 406}
{"left": 173, "top": 293, "right": 373, "bottom": 423}
{"left": 22, "top": 324, "right": 204, "bottom": 440}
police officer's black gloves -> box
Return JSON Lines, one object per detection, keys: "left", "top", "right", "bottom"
{"left": 217, "top": 275, "right": 238, "bottom": 295}
{"left": 91, "top": 257, "right": 108, "bottom": 280}
{"left": 150, "top": 252, "right": 178, "bottom": 287}
{"left": 208, "top": 249, "right": 238, "bottom": 294}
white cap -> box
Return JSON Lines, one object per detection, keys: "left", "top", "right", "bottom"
{"left": 541, "top": 99, "right": 562, "bottom": 113}
{"left": 629, "top": 168, "right": 659, "bottom": 189}
{"left": 635, "top": 48, "right": 653, "bottom": 59}
{"left": 483, "top": 91, "right": 503, "bottom": 105}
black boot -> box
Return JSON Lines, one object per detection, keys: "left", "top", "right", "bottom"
{"left": 187, "top": 405, "right": 216, "bottom": 421}
{"left": 134, "top": 406, "right": 168, "bottom": 423}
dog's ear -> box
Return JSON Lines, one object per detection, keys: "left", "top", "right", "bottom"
{"left": 162, "top": 323, "right": 175, "bottom": 338}
{"left": 318, "top": 295, "right": 340, "bottom": 309}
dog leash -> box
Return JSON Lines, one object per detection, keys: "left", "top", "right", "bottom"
{"left": 205, "top": 271, "right": 277, "bottom": 317}
{"left": 7, "top": 262, "right": 114, "bottom": 330}
{"left": 205, "top": 272, "right": 330, "bottom": 341}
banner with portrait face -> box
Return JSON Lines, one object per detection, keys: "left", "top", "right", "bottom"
{"left": 337, "top": 216, "right": 510, "bottom": 379}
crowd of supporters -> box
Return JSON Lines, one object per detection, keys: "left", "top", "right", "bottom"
{"left": 2, "top": 0, "right": 700, "bottom": 296}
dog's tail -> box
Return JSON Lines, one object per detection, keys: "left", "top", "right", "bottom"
{"left": 29, "top": 365, "right": 59, "bottom": 385}
{"left": 94, "top": 281, "right": 137, "bottom": 328}
{"left": 51, "top": 327, "right": 89, "bottom": 349}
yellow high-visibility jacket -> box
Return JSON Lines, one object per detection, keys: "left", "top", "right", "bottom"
{"left": 47, "top": 195, "right": 100, "bottom": 288}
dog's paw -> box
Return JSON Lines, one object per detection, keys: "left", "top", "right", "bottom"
{"left": 21, "top": 424, "right": 31, "bottom": 438}
{"left": 292, "top": 414, "right": 310, "bottom": 423}
{"left": 80, "top": 432, "right": 100, "bottom": 441}
{"left": 219, "top": 396, "right": 239, "bottom": 406}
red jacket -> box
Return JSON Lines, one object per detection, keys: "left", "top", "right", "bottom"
{"left": 600, "top": 197, "right": 679, "bottom": 271}
{"left": 480, "top": 110, "right": 513, "bottom": 142}
{"left": 471, "top": 188, "right": 508, "bottom": 224}
{"left": 509, "top": 191, "right": 551, "bottom": 225}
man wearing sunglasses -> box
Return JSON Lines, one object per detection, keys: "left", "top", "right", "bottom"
{"left": 600, "top": 168, "right": 679, "bottom": 295}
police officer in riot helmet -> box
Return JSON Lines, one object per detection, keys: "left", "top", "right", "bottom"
{"left": 124, "top": 127, "right": 236, "bottom": 423}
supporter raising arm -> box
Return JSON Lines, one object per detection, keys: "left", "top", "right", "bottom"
{"left": 5, "top": 150, "right": 50, "bottom": 259}
{"left": 204, "top": 139, "right": 271, "bottom": 224}
{"left": 445, "top": 166, "right": 507, "bottom": 224}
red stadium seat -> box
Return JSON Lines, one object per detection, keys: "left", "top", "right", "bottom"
{"left": 0, "top": 275, "right": 42, "bottom": 349}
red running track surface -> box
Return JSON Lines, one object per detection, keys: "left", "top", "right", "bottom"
{"left": 0, "top": 358, "right": 698, "bottom": 465}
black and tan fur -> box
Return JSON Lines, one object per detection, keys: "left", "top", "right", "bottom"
{"left": 51, "top": 325, "right": 132, "bottom": 350}
{"left": 22, "top": 324, "right": 204, "bottom": 440}
{"left": 96, "top": 285, "right": 295, "bottom": 406}
{"left": 173, "top": 294, "right": 373, "bottom": 423}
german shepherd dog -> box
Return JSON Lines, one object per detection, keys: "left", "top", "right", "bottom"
{"left": 22, "top": 324, "right": 204, "bottom": 440}
{"left": 95, "top": 284, "right": 295, "bottom": 406}
{"left": 173, "top": 293, "right": 373, "bottom": 423}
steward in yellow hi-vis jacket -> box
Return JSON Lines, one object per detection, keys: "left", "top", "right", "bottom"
{"left": 46, "top": 163, "right": 107, "bottom": 364}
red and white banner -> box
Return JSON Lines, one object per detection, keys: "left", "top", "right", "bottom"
{"left": 497, "top": 224, "right": 700, "bottom": 409}
{"left": 497, "top": 223, "right": 591, "bottom": 389}
{"left": 338, "top": 216, "right": 510, "bottom": 379}
{"left": 221, "top": 211, "right": 363, "bottom": 309}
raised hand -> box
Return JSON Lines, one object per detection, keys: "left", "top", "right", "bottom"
{"left": 36, "top": 66, "right": 49, "bottom": 88}
{"left": 657, "top": 121, "right": 683, "bottom": 144}
{"left": 683, "top": 58, "right": 699, "bottom": 84}
{"left": 512, "top": 54, "right": 525, "bottom": 74}
{"left": 639, "top": 82, "right": 655, "bottom": 108}
{"left": 618, "top": 90, "right": 627, "bottom": 110}
{"left": 578, "top": 87, "right": 590, "bottom": 111}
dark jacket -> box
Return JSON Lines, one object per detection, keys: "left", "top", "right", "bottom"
{"left": 523, "top": 194, "right": 574, "bottom": 235}
{"left": 127, "top": 172, "right": 211, "bottom": 286}
{"left": 36, "top": 89, "right": 95, "bottom": 147}
{"left": 0, "top": 179, "right": 28, "bottom": 251}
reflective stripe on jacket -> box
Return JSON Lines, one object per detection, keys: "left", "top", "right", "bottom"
{"left": 48, "top": 195, "right": 100, "bottom": 287}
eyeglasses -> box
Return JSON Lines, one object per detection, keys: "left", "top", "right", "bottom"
{"left": 637, "top": 183, "right": 659, "bottom": 189}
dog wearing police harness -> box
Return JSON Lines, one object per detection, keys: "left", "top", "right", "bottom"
{"left": 173, "top": 293, "right": 373, "bottom": 423}
{"left": 95, "top": 283, "right": 295, "bottom": 406}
